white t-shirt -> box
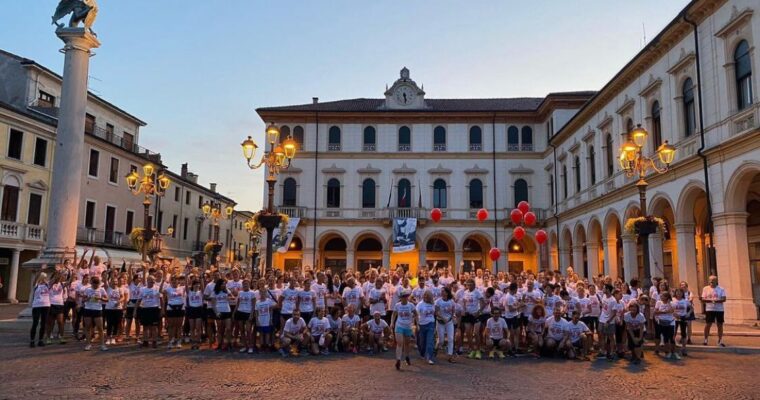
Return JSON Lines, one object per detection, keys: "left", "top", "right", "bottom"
{"left": 368, "top": 287, "right": 388, "bottom": 315}
{"left": 165, "top": 286, "right": 185, "bottom": 307}
{"left": 255, "top": 298, "right": 275, "bottom": 327}
{"left": 502, "top": 293, "right": 520, "bottom": 319}
{"left": 565, "top": 320, "right": 590, "bottom": 343}
{"left": 214, "top": 291, "right": 231, "bottom": 313}
{"left": 312, "top": 283, "right": 327, "bottom": 309}
{"left": 49, "top": 283, "right": 65, "bottom": 306}
{"left": 428, "top": 285, "right": 443, "bottom": 302}
{"left": 32, "top": 284, "right": 51, "bottom": 308}
{"left": 308, "top": 317, "right": 330, "bottom": 336}
{"left": 411, "top": 287, "right": 427, "bottom": 304}
{"left": 461, "top": 289, "right": 484, "bottom": 315}
{"left": 528, "top": 315, "right": 545, "bottom": 334}
{"left": 188, "top": 290, "right": 204, "bottom": 308}
{"left": 394, "top": 302, "right": 416, "bottom": 329}
{"left": 280, "top": 288, "right": 300, "bottom": 314}
{"left": 521, "top": 289, "right": 542, "bottom": 316}
{"left": 544, "top": 295, "right": 561, "bottom": 316}
{"left": 127, "top": 283, "right": 142, "bottom": 306}
{"left": 367, "top": 319, "right": 389, "bottom": 335}
{"left": 701, "top": 285, "right": 726, "bottom": 312}
{"left": 486, "top": 317, "right": 508, "bottom": 340}
{"left": 435, "top": 298, "right": 455, "bottom": 322}
{"left": 283, "top": 318, "right": 306, "bottom": 336}
{"left": 139, "top": 286, "right": 161, "bottom": 308}
{"left": 297, "top": 289, "right": 316, "bottom": 313}
{"left": 598, "top": 296, "right": 617, "bottom": 324}
{"left": 203, "top": 282, "right": 216, "bottom": 306}
{"left": 89, "top": 264, "right": 106, "bottom": 279}
{"left": 416, "top": 301, "right": 436, "bottom": 325}
{"left": 624, "top": 312, "right": 646, "bottom": 331}
{"left": 655, "top": 300, "right": 675, "bottom": 325}
{"left": 105, "top": 286, "right": 127, "bottom": 310}
{"left": 545, "top": 317, "right": 570, "bottom": 341}
{"left": 83, "top": 287, "right": 106, "bottom": 310}
{"left": 341, "top": 314, "right": 361, "bottom": 330}
{"left": 342, "top": 287, "right": 363, "bottom": 310}
{"left": 237, "top": 290, "right": 255, "bottom": 313}
{"left": 673, "top": 298, "right": 689, "bottom": 318}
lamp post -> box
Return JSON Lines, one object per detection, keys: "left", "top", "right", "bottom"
{"left": 126, "top": 164, "right": 172, "bottom": 263}
{"left": 201, "top": 200, "right": 233, "bottom": 266}
{"left": 618, "top": 124, "right": 676, "bottom": 289}
{"left": 241, "top": 123, "right": 297, "bottom": 274}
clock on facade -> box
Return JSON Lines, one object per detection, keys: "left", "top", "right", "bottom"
{"left": 394, "top": 85, "right": 416, "bottom": 105}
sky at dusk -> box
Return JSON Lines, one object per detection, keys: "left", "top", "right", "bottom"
{"left": 0, "top": 0, "right": 689, "bottom": 210}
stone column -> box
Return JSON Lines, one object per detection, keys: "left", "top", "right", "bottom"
{"left": 549, "top": 248, "right": 559, "bottom": 272}
{"left": 621, "top": 233, "right": 638, "bottom": 283}
{"left": 558, "top": 247, "right": 571, "bottom": 270}
{"left": 6, "top": 249, "right": 20, "bottom": 303}
{"left": 41, "top": 28, "right": 100, "bottom": 263}
{"left": 572, "top": 245, "right": 585, "bottom": 278}
{"left": 454, "top": 250, "right": 463, "bottom": 275}
{"left": 674, "top": 223, "right": 699, "bottom": 292}
{"left": 382, "top": 249, "right": 390, "bottom": 270}
{"left": 418, "top": 249, "right": 427, "bottom": 272}
{"left": 346, "top": 250, "right": 355, "bottom": 271}
{"left": 602, "top": 237, "right": 619, "bottom": 279}
{"left": 648, "top": 233, "right": 665, "bottom": 279}
{"left": 586, "top": 241, "right": 601, "bottom": 278}
{"left": 712, "top": 212, "right": 756, "bottom": 324}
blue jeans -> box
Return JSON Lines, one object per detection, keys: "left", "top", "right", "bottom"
{"left": 417, "top": 322, "right": 435, "bottom": 360}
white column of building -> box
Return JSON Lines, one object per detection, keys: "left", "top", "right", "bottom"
{"left": 602, "top": 237, "right": 619, "bottom": 279}
{"left": 558, "top": 247, "right": 571, "bottom": 270}
{"left": 418, "top": 249, "right": 427, "bottom": 271}
{"left": 42, "top": 29, "right": 100, "bottom": 262}
{"left": 674, "top": 223, "right": 699, "bottom": 292}
{"left": 454, "top": 250, "right": 463, "bottom": 275}
{"left": 586, "top": 241, "right": 601, "bottom": 278}
{"left": 6, "top": 249, "right": 20, "bottom": 303}
{"left": 346, "top": 250, "right": 355, "bottom": 271}
{"left": 549, "top": 248, "right": 559, "bottom": 271}
{"left": 648, "top": 233, "right": 665, "bottom": 279}
{"left": 382, "top": 249, "right": 390, "bottom": 269}
{"left": 712, "top": 212, "right": 756, "bottom": 324}
{"left": 621, "top": 234, "right": 637, "bottom": 283}
{"left": 572, "top": 245, "right": 585, "bottom": 278}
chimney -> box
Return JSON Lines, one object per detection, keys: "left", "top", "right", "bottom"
{"left": 312, "top": 97, "right": 319, "bottom": 104}
{"left": 181, "top": 163, "right": 188, "bottom": 178}
{"left": 187, "top": 172, "right": 198, "bottom": 184}
{"left": 210, "top": 183, "right": 217, "bottom": 193}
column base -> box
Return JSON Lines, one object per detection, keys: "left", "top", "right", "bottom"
{"left": 724, "top": 298, "right": 759, "bottom": 325}
{"left": 22, "top": 247, "right": 78, "bottom": 269}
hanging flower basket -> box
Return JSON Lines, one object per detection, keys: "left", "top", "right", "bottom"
{"left": 624, "top": 216, "right": 666, "bottom": 235}
{"left": 129, "top": 228, "right": 153, "bottom": 253}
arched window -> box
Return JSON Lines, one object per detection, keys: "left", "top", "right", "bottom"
{"left": 362, "top": 179, "right": 375, "bottom": 209}
{"left": 398, "top": 126, "right": 411, "bottom": 151}
{"left": 514, "top": 179, "right": 528, "bottom": 208}
{"left": 683, "top": 79, "right": 696, "bottom": 137}
{"left": 651, "top": 101, "right": 662, "bottom": 149}
{"left": 293, "top": 126, "right": 304, "bottom": 149}
{"left": 469, "top": 179, "right": 483, "bottom": 209}
{"left": 468, "top": 126, "right": 482, "bottom": 151}
{"left": 433, "top": 126, "right": 446, "bottom": 151}
{"left": 433, "top": 179, "right": 447, "bottom": 209}
{"left": 279, "top": 125, "right": 290, "bottom": 144}
{"left": 588, "top": 145, "right": 596, "bottom": 185}
{"left": 326, "top": 178, "right": 340, "bottom": 208}
{"left": 397, "top": 179, "right": 411, "bottom": 208}
{"left": 605, "top": 133, "right": 614, "bottom": 177}
{"left": 549, "top": 174, "right": 555, "bottom": 206}
{"left": 507, "top": 126, "right": 519, "bottom": 151}
{"left": 735, "top": 40, "right": 753, "bottom": 110}
{"left": 363, "top": 126, "right": 376, "bottom": 151}
{"left": 282, "top": 178, "right": 297, "bottom": 207}
{"left": 562, "top": 164, "right": 568, "bottom": 199}
{"left": 328, "top": 126, "right": 341, "bottom": 151}
{"left": 521, "top": 126, "right": 533, "bottom": 151}
{"left": 626, "top": 118, "right": 634, "bottom": 135}
{"left": 574, "top": 156, "right": 582, "bottom": 193}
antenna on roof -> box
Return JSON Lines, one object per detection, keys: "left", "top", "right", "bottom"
{"left": 642, "top": 22, "right": 647, "bottom": 48}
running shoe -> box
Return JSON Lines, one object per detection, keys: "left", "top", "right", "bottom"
{"left": 239, "top": 347, "right": 248, "bottom": 353}
{"left": 46, "top": 338, "right": 52, "bottom": 345}
{"left": 719, "top": 340, "right": 726, "bottom": 347}
{"left": 30, "top": 341, "right": 35, "bottom": 348}
{"left": 84, "top": 344, "right": 92, "bottom": 351}
{"left": 37, "top": 340, "right": 45, "bottom": 347}
{"left": 468, "top": 350, "right": 476, "bottom": 359}
{"left": 248, "top": 348, "right": 254, "bottom": 354}
{"left": 488, "top": 350, "right": 495, "bottom": 359}
{"left": 321, "top": 349, "right": 329, "bottom": 355}
{"left": 100, "top": 345, "right": 108, "bottom": 351}
{"left": 496, "top": 351, "right": 506, "bottom": 359}
{"left": 279, "top": 348, "right": 288, "bottom": 357}
{"left": 703, "top": 339, "right": 708, "bottom": 346}
{"left": 673, "top": 353, "right": 681, "bottom": 360}
{"left": 405, "top": 356, "right": 411, "bottom": 366}
{"left": 475, "top": 350, "right": 482, "bottom": 359}
{"left": 395, "top": 360, "right": 401, "bottom": 370}
{"left": 427, "top": 359, "right": 435, "bottom": 365}
{"left": 59, "top": 337, "right": 67, "bottom": 345}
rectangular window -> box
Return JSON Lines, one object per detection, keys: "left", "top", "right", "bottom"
{"left": 126, "top": 210, "right": 134, "bottom": 234}
{"left": 122, "top": 132, "right": 134, "bottom": 151}
{"left": 174, "top": 187, "right": 180, "bottom": 201}
{"left": 7, "top": 129, "right": 23, "bottom": 160}
{"left": 104, "top": 206, "right": 116, "bottom": 243}
{"left": 183, "top": 217, "right": 189, "bottom": 240}
{"left": 38, "top": 91, "right": 55, "bottom": 107}
{"left": 198, "top": 195, "right": 203, "bottom": 209}
{"left": 27, "top": 193, "right": 42, "bottom": 225}
{"left": 1, "top": 185, "right": 19, "bottom": 221}
{"left": 130, "top": 164, "right": 138, "bottom": 173}
{"left": 185, "top": 191, "right": 191, "bottom": 205}
{"left": 33, "top": 137, "right": 47, "bottom": 166}
{"left": 88, "top": 149, "right": 100, "bottom": 177}
{"left": 105, "top": 123, "right": 114, "bottom": 141}
{"left": 85, "top": 113, "right": 95, "bottom": 135}
{"left": 85, "top": 201, "right": 96, "bottom": 228}
{"left": 172, "top": 215, "right": 178, "bottom": 238}
{"left": 109, "top": 157, "right": 119, "bottom": 184}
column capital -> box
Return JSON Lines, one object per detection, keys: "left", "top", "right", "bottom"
{"left": 621, "top": 233, "right": 637, "bottom": 242}
{"left": 673, "top": 222, "right": 695, "bottom": 231}
{"left": 56, "top": 27, "right": 100, "bottom": 52}
{"left": 648, "top": 232, "right": 662, "bottom": 240}
{"left": 586, "top": 241, "right": 601, "bottom": 249}
{"left": 572, "top": 244, "right": 585, "bottom": 251}
{"left": 602, "top": 237, "right": 617, "bottom": 245}
{"left": 712, "top": 211, "right": 750, "bottom": 226}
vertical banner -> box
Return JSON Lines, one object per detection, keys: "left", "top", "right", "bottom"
{"left": 274, "top": 217, "right": 300, "bottom": 253}
{"left": 392, "top": 217, "right": 417, "bottom": 253}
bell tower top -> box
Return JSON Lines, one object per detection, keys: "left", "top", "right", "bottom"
{"left": 400, "top": 67, "right": 410, "bottom": 80}
{"left": 384, "top": 67, "right": 425, "bottom": 109}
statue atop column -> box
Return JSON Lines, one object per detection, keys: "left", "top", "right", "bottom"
{"left": 52, "top": 0, "right": 98, "bottom": 35}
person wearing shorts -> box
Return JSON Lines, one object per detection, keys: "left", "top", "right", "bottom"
{"left": 82, "top": 276, "right": 108, "bottom": 351}
{"left": 136, "top": 276, "right": 162, "bottom": 349}
{"left": 186, "top": 280, "right": 204, "bottom": 350}
{"left": 280, "top": 309, "right": 307, "bottom": 357}
{"left": 624, "top": 302, "right": 646, "bottom": 364}
{"left": 392, "top": 291, "right": 417, "bottom": 370}
{"left": 485, "top": 308, "right": 510, "bottom": 359}
{"left": 46, "top": 273, "right": 67, "bottom": 344}
{"left": 308, "top": 308, "right": 332, "bottom": 355}
{"left": 701, "top": 275, "right": 726, "bottom": 347}
{"left": 501, "top": 283, "right": 522, "bottom": 354}
{"left": 235, "top": 280, "right": 256, "bottom": 354}
{"left": 654, "top": 291, "right": 678, "bottom": 360}
{"left": 255, "top": 287, "right": 276, "bottom": 351}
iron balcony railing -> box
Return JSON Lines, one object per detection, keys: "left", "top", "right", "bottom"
{"left": 76, "top": 227, "right": 130, "bottom": 248}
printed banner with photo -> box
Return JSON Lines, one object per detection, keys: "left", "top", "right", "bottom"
{"left": 274, "top": 217, "right": 300, "bottom": 253}
{"left": 392, "top": 217, "right": 417, "bottom": 253}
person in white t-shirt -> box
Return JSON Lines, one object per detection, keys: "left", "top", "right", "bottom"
{"left": 186, "top": 279, "right": 205, "bottom": 350}
{"left": 566, "top": 310, "right": 592, "bottom": 360}
{"left": 235, "top": 279, "right": 256, "bottom": 354}
{"left": 308, "top": 308, "right": 332, "bottom": 355}
{"left": 624, "top": 302, "right": 646, "bottom": 364}
{"left": 654, "top": 291, "right": 678, "bottom": 360}
{"left": 392, "top": 291, "right": 417, "bottom": 370}
{"left": 460, "top": 279, "right": 485, "bottom": 360}
{"left": 82, "top": 276, "right": 108, "bottom": 351}
{"left": 255, "top": 286, "right": 276, "bottom": 351}
{"left": 484, "top": 308, "right": 510, "bottom": 359}
{"left": 30, "top": 272, "right": 51, "bottom": 348}
{"left": 364, "top": 311, "right": 391, "bottom": 355}
{"left": 700, "top": 275, "right": 727, "bottom": 347}
{"left": 280, "top": 309, "right": 307, "bottom": 357}
{"left": 163, "top": 275, "right": 185, "bottom": 349}
{"left": 526, "top": 304, "right": 547, "bottom": 357}
{"left": 341, "top": 304, "right": 362, "bottom": 353}
{"left": 434, "top": 287, "right": 456, "bottom": 363}
{"left": 544, "top": 305, "right": 571, "bottom": 357}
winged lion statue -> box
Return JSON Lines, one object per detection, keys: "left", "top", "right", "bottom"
{"left": 52, "top": 0, "right": 98, "bottom": 35}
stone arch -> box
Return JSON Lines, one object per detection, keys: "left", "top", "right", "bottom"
{"left": 624, "top": 202, "right": 642, "bottom": 219}
{"left": 588, "top": 217, "right": 603, "bottom": 243}
{"left": 353, "top": 230, "right": 385, "bottom": 250}
{"left": 1, "top": 173, "right": 22, "bottom": 188}
{"left": 675, "top": 179, "right": 708, "bottom": 224}
{"left": 603, "top": 209, "right": 622, "bottom": 238}
{"left": 420, "top": 230, "right": 457, "bottom": 251}
{"left": 724, "top": 160, "right": 760, "bottom": 213}
{"left": 648, "top": 191, "right": 676, "bottom": 218}
{"left": 458, "top": 230, "right": 495, "bottom": 251}
{"left": 317, "top": 230, "right": 351, "bottom": 250}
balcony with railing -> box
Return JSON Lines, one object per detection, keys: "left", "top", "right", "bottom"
{"left": 362, "top": 143, "right": 376, "bottom": 152}
{"left": 507, "top": 143, "right": 520, "bottom": 151}
{"left": 276, "top": 206, "right": 308, "bottom": 218}
{"left": 90, "top": 125, "right": 161, "bottom": 162}
{"left": 0, "top": 221, "right": 45, "bottom": 244}
{"left": 433, "top": 144, "right": 447, "bottom": 152}
{"left": 469, "top": 143, "right": 482, "bottom": 151}
{"left": 398, "top": 144, "right": 411, "bottom": 152}
{"left": 520, "top": 143, "right": 534, "bottom": 151}
{"left": 76, "top": 227, "right": 130, "bottom": 249}
{"left": 328, "top": 143, "right": 342, "bottom": 151}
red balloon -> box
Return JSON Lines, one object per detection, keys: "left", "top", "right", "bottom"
{"left": 476, "top": 208, "right": 489, "bottom": 222}
{"left": 430, "top": 208, "right": 442, "bottom": 223}
{"left": 514, "top": 226, "right": 526, "bottom": 240}
{"left": 510, "top": 209, "right": 523, "bottom": 225}
{"left": 489, "top": 247, "right": 501, "bottom": 261}
{"left": 524, "top": 211, "right": 537, "bottom": 227}
{"left": 535, "top": 229, "right": 547, "bottom": 244}
{"left": 517, "top": 201, "right": 530, "bottom": 215}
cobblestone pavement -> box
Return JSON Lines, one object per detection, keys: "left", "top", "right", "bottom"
{"left": 1, "top": 320, "right": 759, "bottom": 400}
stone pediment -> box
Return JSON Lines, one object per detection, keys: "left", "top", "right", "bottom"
{"left": 596, "top": 112, "right": 613, "bottom": 130}
{"left": 27, "top": 180, "right": 49, "bottom": 191}
{"left": 638, "top": 75, "right": 662, "bottom": 98}
{"left": 667, "top": 49, "right": 696, "bottom": 75}
{"left": 321, "top": 164, "right": 345, "bottom": 174}
{"left": 464, "top": 164, "right": 489, "bottom": 175}
{"left": 509, "top": 164, "right": 534, "bottom": 175}
{"left": 280, "top": 167, "right": 303, "bottom": 174}
{"left": 615, "top": 96, "right": 635, "bottom": 115}
{"left": 427, "top": 163, "right": 453, "bottom": 175}
{"left": 357, "top": 164, "right": 382, "bottom": 174}
{"left": 392, "top": 163, "right": 417, "bottom": 174}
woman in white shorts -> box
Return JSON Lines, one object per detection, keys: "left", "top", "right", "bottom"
{"left": 391, "top": 291, "right": 417, "bottom": 370}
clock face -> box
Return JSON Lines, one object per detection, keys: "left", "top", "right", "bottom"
{"left": 394, "top": 86, "right": 416, "bottom": 105}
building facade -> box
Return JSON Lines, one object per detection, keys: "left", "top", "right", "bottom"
{"left": 258, "top": 0, "right": 760, "bottom": 323}
{"left": 0, "top": 50, "right": 238, "bottom": 302}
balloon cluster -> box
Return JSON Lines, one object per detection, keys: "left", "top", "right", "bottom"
{"left": 511, "top": 201, "right": 547, "bottom": 245}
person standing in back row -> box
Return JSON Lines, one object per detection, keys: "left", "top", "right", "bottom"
{"left": 700, "top": 275, "right": 726, "bottom": 347}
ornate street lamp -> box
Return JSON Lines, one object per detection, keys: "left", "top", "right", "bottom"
{"left": 200, "top": 199, "right": 233, "bottom": 266}
{"left": 618, "top": 124, "right": 676, "bottom": 288}
{"left": 241, "top": 122, "right": 297, "bottom": 274}
{"left": 126, "top": 163, "right": 172, "bottom": 263}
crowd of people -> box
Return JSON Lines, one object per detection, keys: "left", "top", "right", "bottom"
{"left": 27, "top": 249, "right": 728, "bottom": 369}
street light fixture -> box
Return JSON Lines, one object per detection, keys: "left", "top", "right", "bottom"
{"left": 126, "top": 163, "right": 172, "bottom": 263}
{"left": 618, "top": 124, "right": 676, "bottom": 288}
{"left": 200, "top": 199, "right": 233, "bottom": 266}
{"left": 241, "top": 122, "right": 297, "bottom": 274}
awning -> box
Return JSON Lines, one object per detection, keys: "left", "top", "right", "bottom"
{"left": 22, "top": 246, "right": 141, "bottom": 268}
{"left": 101, "top": 248, "right": 144, "bottom": 265}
